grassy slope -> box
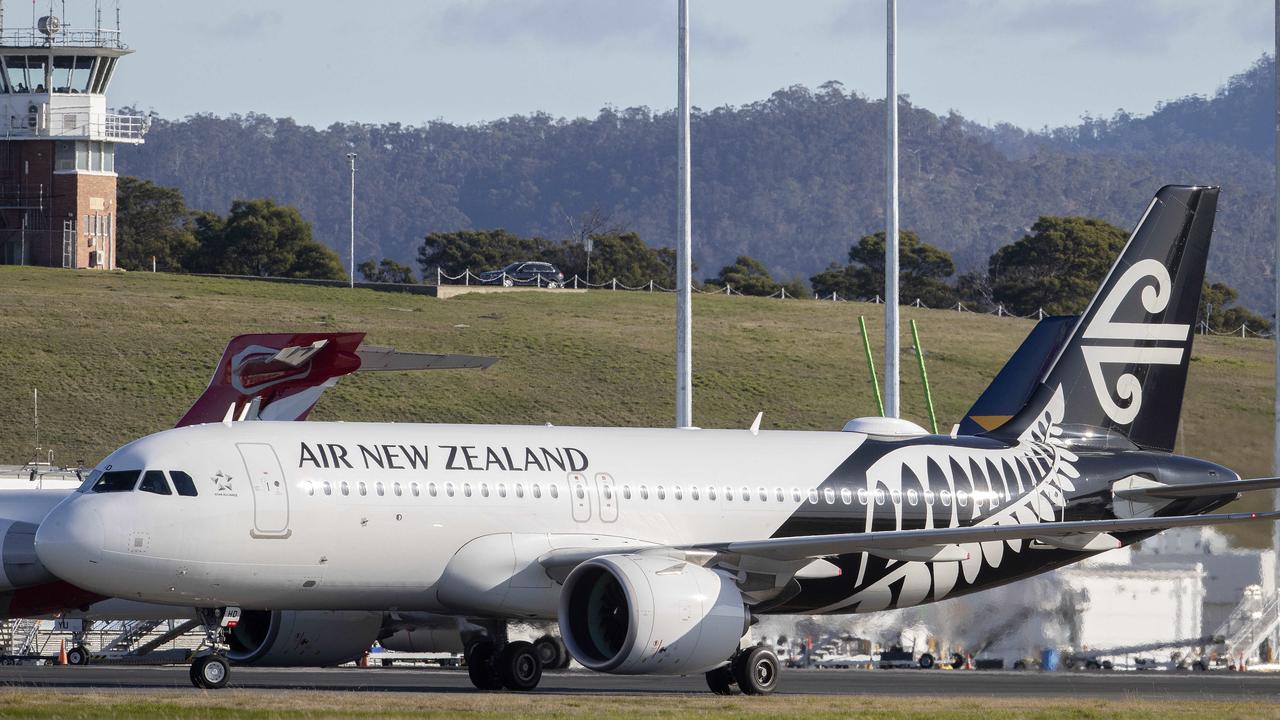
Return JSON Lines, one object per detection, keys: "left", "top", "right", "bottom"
{"left": 0, "top": 266, "right": 1274, "bottom": 547}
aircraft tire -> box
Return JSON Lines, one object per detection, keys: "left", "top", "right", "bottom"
{"left": 533, "top": 635, "right": 566, "bottom": 670}
{"left": 465, "top": 642, "right": 504, "bottom": 691}
{"left": 66, "top": 646, "right": 90, "bottom": 666}
{"left": 732, "top": 647, "right": 780, "bottom": 696}
{"left": 499, "top": 641, "right": 542, "bottom": 692}
{"left": 190, "top": 655, "right": 230, "bottom": 690}
{"left": 917, "top": 653, "right": 935, "bottom": 670}
{"left": 705, "top": 664, "right": 736, "bottom": 695}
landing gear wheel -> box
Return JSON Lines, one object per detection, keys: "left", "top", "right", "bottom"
{"left": 466, "top": 642, "right": 504, "bottom": 691}
{"left": 533, "top": 635, "right": 566, "bottom": 670}
{"left": 190, "top": 655, "right": 230, "bottom": 689}
{"left": 499, "top": 640, "right": 542, "bottom": 691}
{"left": 918, "top": 653, "right": 935, "bottom": 669}
{"left": 66, "top": 645, "right": 90, "bottom": 666}
{"left": 732, "top": 647, "right": 780, "bottom": 696}
{"left": 705, "top": 664, "right": 736, "bottom": 695}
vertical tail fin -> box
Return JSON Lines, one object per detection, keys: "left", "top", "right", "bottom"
{"left": 986, "top": 185, "right": 1218, "bottom": 452}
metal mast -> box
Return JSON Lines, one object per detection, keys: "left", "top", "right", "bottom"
{"left": 675, "top": 0, "right": 693, "bottom": 428}
{"left": 884, "top": 0, "right": 900, "bottom": 418}
{"left": 1272, "top": 0, "right": 1279, "bottom": 582}
{"left": 346, "top": 152, "right": 357, "bottom": 288}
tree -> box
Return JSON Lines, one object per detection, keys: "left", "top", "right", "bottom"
{"left": 417, "top": 229, "right": 550, "bottom": 279}
{"left": 585, "top": 232, "right": 678, "bottom": 288}
{"left": 192, "top": 199, "right": 345, "bottom": 280}
{"left": 1200, "top": 281, "right": 1271, "bottom": 334}
{"left": 358, "top": 258, "right": 415, "bottom": 284}
{"left": 708, "top": 255, "right": 780, "bottom": 296}
{"left": 810, "top": 231, "right": 955, "bottom": 306}
{"left": 115, "top": 176, "right": 197, "bottom": 272}
{"left": 989, "top": 216, "right": 1127, "bottom": 316}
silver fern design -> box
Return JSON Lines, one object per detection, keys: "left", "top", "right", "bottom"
{"left": 820, "top": 386, "right": 1080, "bottom": 614}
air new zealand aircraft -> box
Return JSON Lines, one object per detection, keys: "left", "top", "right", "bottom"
{"left": 30, "top": 185, "right": 1280, "bottom": 694}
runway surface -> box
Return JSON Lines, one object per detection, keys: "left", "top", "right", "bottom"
{"left": 1, "top": 665, "right": 1279, "bottom": 699}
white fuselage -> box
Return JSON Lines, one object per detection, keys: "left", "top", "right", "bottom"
{"left": 37, "top": 421, "right": 865, "bottom": 615}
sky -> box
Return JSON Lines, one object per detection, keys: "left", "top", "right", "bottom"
{"left": 67, "top": 0, "right": 1274, "bottom": 130}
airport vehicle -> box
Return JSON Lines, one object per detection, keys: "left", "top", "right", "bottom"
{"left": 30, "top": 186, "right": 1280, "bottom": 695}
{"left": 476, "top": 261, "right": 564, "bottom": 287}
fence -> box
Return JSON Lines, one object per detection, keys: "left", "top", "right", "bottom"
{"left": 434, "top": 268, "right": 1274, "bottom": 339}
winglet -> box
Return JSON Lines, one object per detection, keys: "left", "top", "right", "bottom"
{"left": 750, "top": 412, "right": 763, "bottom": 436}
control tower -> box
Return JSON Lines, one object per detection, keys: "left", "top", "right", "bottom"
{"left": 0, "top": 4, "right": 147, "bottom": 269}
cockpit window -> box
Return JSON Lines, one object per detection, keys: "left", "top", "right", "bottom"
{"left": 170, "top": 471, "right": 198, "bottom": 497}
{"left": 91, "top": 470, "right": 140, "bottom": 493}
{"left": 138, "top": 470, "right": 172, "bottom": 496}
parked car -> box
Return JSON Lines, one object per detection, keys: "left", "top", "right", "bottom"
{"left": 477, "top": 262, "right": 565, "bottom": 287}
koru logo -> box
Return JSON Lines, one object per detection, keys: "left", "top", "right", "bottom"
{"left": 1079, "top": 258, "right": 1189, "bottom": 424}
{"left": 211, "top": 471, "right": 236, "bottom": 496}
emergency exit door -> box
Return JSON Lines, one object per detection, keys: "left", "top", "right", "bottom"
{"left": 238, "top": 443, "right": 290, "bottom": 538}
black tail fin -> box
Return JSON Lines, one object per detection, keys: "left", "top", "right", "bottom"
{"left": 986, "top": 185, "right": 1218, "bottom": 452}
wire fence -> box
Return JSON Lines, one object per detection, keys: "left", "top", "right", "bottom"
{"left": 433, "top": 268, "right": 1274, "bottom": 339}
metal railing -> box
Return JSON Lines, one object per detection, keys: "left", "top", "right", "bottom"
{"left": 101, "top": 112, "right": 147, "bottom": 141}
{"left": 0, "top": 28, "right": 125, "bottom": 49}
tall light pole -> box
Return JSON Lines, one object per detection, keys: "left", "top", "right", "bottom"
{"left": 1271, "top": 0, "right": 1279, "bottom": 579}
{"left": 346, "top": 152, "right": 357, "bottom": 288}
{"left": 675, "top": 0, "right": 693, "bottom": 428}
{"left": 884, "top": 0, "right": 900, "bottom": 418}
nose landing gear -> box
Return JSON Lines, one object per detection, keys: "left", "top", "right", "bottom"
{"left": 189, "top": 607, "right": 239, "bottom": 690}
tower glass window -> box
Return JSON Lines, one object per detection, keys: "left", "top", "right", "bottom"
{"left": 52, "top": 56, "right": 93, "bottom": 94}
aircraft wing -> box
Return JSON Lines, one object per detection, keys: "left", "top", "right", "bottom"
{"left": 709, "top": 509, "right": 1280, "bottom": 561}
{"left": 356, "top": 346, "right": 498, "bottom": 371}
{"left": 1112, "top": 476, "right": 1280, "bottom": 500}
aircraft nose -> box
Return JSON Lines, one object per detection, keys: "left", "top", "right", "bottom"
{"left": 34, "top": 498, "right": 104, "bottom": 582}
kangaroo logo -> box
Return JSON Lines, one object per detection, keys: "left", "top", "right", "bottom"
{"left": 1079, "top": 258, "right": 1190, "bottom": 424}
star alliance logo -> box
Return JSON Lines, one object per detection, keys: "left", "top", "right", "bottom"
{"left": 212, "top": 471, "right": 237, "bottom": 497}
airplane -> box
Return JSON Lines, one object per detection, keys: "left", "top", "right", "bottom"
{"left": 30, "top": 185, "right": 1280, "bottom": 695}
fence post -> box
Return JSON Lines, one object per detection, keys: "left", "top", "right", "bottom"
{"left": 573, "top": 275, "right": 579, "bottom": 289}
{"left": 780, "top": 287, "right": 787, "bottom": 300}
{"left": 997, "top": 304, "right": 1004, "bottom": 317}
{"left": 612, "top": 278, "right": 617, "bottom": 291}
{"left": 465, "top": 269, "right": 470, "bottom": 286}
{"left": 726, "top": 284, "right": 731, "bottom": 295}
{"left": 648, "top": 279, "right": 653, "bottom": 292}
{"left": 1242, "top": 324, "right": 1247, "bottom": 338}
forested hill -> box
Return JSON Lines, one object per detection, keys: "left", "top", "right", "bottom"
{"left": 117, "top": 55, "right": 1276, "bottom": 310}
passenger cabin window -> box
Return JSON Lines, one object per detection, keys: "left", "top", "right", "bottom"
{"left": 92, "top": 470, "right": 139, "bottom": 493}
{"left": 138, "top": 470, "right": 171, "bottom": 496}
{"left": 170, "top": 471, "right": 198, "bottom": 497}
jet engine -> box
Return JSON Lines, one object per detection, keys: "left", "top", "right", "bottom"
{"left": 558, "top": 554, "right": 746, "bottom": 675}
{"left": 226, "top": 610, "right": 382, "bottom": 666}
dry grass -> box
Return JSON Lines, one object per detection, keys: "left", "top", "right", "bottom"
{"left": 0, "top": 689, "right": 1274, "bottom": 720}
{"left": 0, "top": 266, "right": 1273, "bottom": 546}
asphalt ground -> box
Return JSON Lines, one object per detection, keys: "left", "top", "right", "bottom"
{"left": 0, "top": 665, "right": 1277, "bottom": 700}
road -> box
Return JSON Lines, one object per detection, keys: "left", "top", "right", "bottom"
{"left": 0, "top": 665, "right": 1278, "bottom": 699}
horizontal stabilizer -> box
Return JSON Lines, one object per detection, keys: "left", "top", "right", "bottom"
{"left": 1114, "top": 476, "right": 1280, "bottom": 500}
{"left": 355, "top": 346, "right": 498, "bottom": 372}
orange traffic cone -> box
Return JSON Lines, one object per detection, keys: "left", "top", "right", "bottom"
{"left": 57, "top": 640, "right": 67, "bottom": 666}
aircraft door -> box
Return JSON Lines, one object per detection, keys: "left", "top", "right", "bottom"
{"left": 595, "top": 473, "right": 618, "bottom": 522}
{"left": 568, "top": 472, "right": 591, "bottom": 522}
{"left": 238, "top": 443, "right": 291, "bottom": 538}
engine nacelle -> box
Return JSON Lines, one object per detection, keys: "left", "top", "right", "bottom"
{"left": 558, "top": 554, "right": 746, "bottom": 675}
{"left": 379, "top": 627, "right": 465, "bottom": 654}
{"left": 227, "top": 610, "right": 382, "bottom": 666}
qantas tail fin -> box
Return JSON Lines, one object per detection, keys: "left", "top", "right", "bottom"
{"left": 176, "top": 333, "right": 499, "bottom": 427}
{"left": 985, "top": 185, "right": 1218, "bottom": 452}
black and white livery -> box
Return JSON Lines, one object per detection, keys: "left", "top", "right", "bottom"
{"left": 31, "top": 186, "right": 1280, "bottom": 695}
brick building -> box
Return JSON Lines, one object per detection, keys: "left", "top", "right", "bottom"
{"left": 0, "top": 12, "right": 146, "bottom": 269}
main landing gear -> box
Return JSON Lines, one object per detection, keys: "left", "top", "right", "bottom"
{"left": 466, "top": 640, "right": 543, "bottom": 691}
{"left": 705, "top": 646, "right": 781, "bottom": 696}
{"left": 189, "top": 607, "right": 238, "bottom": 690}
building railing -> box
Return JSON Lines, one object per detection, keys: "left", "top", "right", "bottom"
{"left": 101, "top": 112, "right": 147, "bottom": 141}
{"left": 0, "top": 28, "right": 125, "bottom": 49}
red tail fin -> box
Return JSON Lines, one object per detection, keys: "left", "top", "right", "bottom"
{"left": 176, "top": 333, "right": 365, "bottom": 427}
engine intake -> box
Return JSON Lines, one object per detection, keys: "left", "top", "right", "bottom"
{"left": 558, "top": 554, "right": 746, "bottom": 675}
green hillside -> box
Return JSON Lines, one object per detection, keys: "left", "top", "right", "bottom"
{"left": 1, "top": 266, "right": 1274, "bottom": 547}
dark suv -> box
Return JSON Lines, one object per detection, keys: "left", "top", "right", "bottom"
{"left": 477, "top": 261, "right": 565, "bottom": 288}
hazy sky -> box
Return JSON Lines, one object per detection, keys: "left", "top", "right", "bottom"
{"left": 80, "top": 0, "right": 1273, "bottom": 129}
